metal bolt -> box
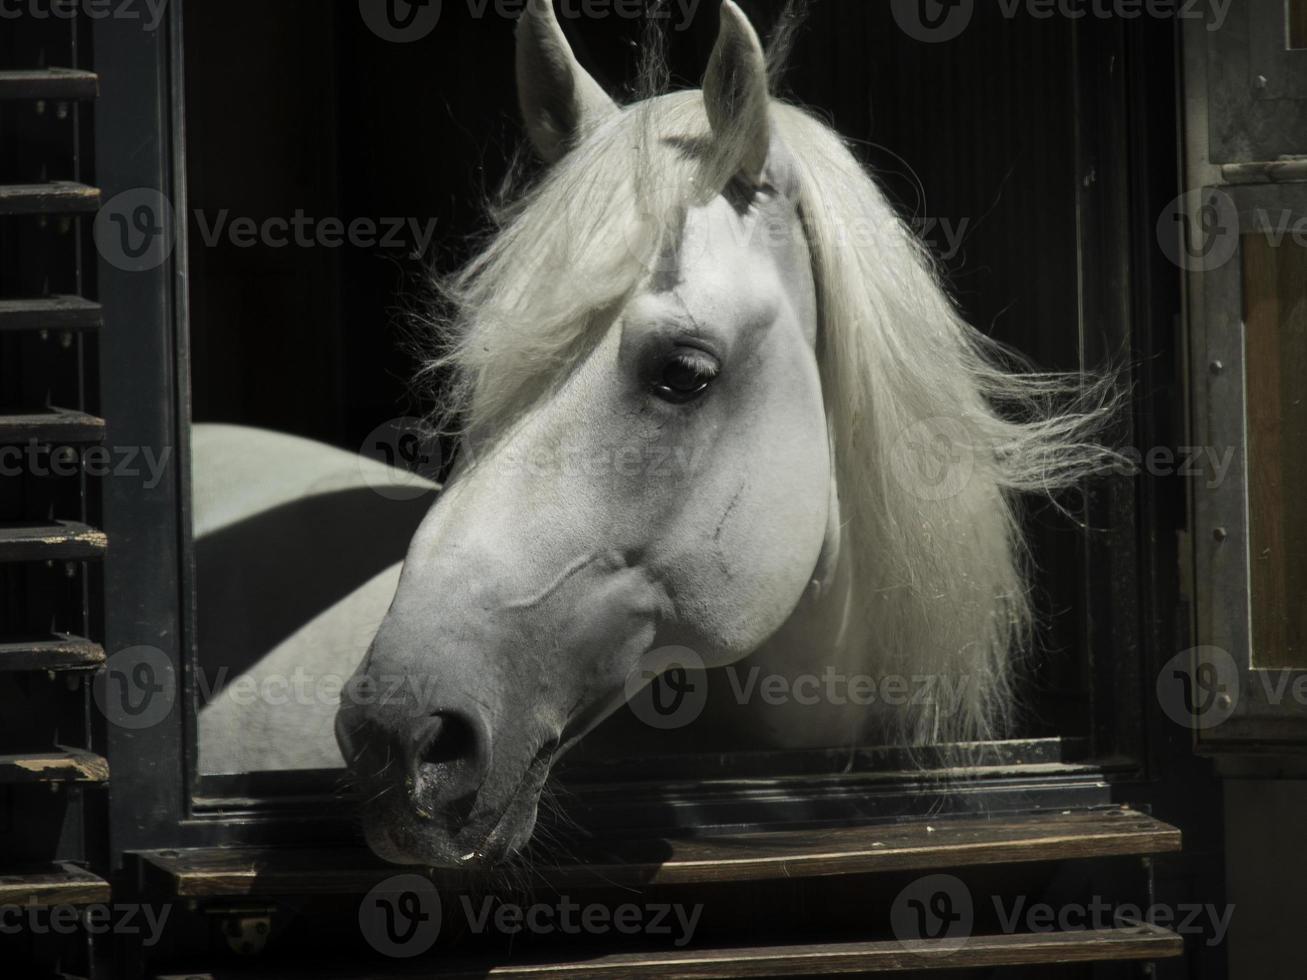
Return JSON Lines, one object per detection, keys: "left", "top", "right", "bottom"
{"left": 1210, "top": 360, "right": 1224, "bottom": 374}
{"left": 56, "top": 102, "right": 68, "bottom": 120}
{"left": 1255, "top": 74, "right": 1268, "bottom": 90}
{"left": 1213, "top": 527, "right": 1228, "bottom": 543}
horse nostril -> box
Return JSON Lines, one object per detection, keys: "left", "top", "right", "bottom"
{"left": 411, "top": 712, "right": 485, "bottom": 799}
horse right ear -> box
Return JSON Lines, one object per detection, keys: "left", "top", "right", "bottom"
{"left": 516, "top": 0, "right": 618, "bottom": 163}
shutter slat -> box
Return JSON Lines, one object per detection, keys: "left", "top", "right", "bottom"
{"left": 0, "top": 68, "right": 98, "bottom": 101}
{"left": 0, "top": 181, "right": 101, "bottom": 215}
{"left": 0, "top": 636, "right": 105, "bottom": 673}
{"left": 0, "top": 295, "right": 102, "bottom": 333}
{"left": 0, "top": 750, "right": 109, "bottom": 785}
{"left": 0, "top": 521, "right": 107, "bottom": 562}
{"left": 0, "top": 409, "right": 105, "bottom": 445}
{"left": 153, "top": 926, "right": 1183, "bottom": 978}
{"left": 0, "top": 864, "right": 110, "bottom": 908}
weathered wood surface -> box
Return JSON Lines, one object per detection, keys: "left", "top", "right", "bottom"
{"left": 0, "top": 295, "right": 103, "bottom": 332}
{"left": 155, "top": 925, "right": 1182, "bottom": 978}
{"left": 0, "top": 521, "right": 108, "bottom": 561}
{"left": 0, "top": 68, "right": 98, "bottom": 101}
{"left": 0, "top": 749, "right": 110, "bottom": 784}
{"left": 140, "top": 807, "right": 1180, "bottom": 897}
{"left": 0, "top": 863, "right": 110, "bottom": 908}
{"left": 0, "top": 409, "right": 106, "bottom": 445}
{"left": 0, "top": 635, "right": 105, "bottom": 673}
{"left": 0, "top": 181, "right": 100, "bottom": 215}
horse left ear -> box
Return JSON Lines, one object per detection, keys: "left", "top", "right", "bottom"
{"left": 702, "top": 0, "right": 770, "bottom": 185}
{"left": 516, "top": 0, "right": 619, "bottom": 163}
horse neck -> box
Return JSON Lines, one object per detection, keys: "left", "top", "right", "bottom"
{"left": 738, "top": 525, "right": 869, "bottom": 748}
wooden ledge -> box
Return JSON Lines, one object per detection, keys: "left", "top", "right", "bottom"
{"left": 0, "top": 863, "right": 110, "bottom": 908}
{"left": 0, "top": 635, "right": 105, "bottom": 673}
{"left": 0, "top": 749, "right": 110, "bottom": 785}
{"left": 155, "top": 925, "right": 1182, "bottom": 978}
{"left": 0, "top": 295, "right": 103, "bottom": 332}
{"left": 138, "top": 807, "right": 1180, "bottom": 897}
{"left": 0, "top": 521, "right": 108, "bottom": 562}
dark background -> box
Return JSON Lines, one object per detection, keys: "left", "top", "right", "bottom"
{"left": 183, "top": 0, "right": 1107, "bottom": 749}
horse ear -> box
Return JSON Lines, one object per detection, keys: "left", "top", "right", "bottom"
{"left": 702, "top": 0, "right": 770, "bottom": 185}
{"left": 516, "top": 0, "right": 618, "bottom": 163}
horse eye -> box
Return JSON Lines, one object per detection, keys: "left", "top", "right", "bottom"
{"left": 653, "top": 351, "right": 720, "bottom": 403}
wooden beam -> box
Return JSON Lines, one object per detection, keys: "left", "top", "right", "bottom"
{"left": 138, "top": 807, "right": 1181, "bottom": 897}
{"left": 154, "top": 924, "right": 1182, "bottom": 978}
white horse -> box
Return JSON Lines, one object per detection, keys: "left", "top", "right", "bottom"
{"left": 206, "top": 0, "right": 1114, "bottom": 866}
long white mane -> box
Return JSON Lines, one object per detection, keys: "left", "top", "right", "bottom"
{"left": 418, "top": 58, "right": 1117, "bottom": 749}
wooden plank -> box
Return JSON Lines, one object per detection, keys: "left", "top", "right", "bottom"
{"left": 138, "top": 807, "right": 1181, "bottom": 898}
{"left": 0, "top": 635, "right": 105, "bottom": 673}
{"left": 155, "top": 925, "right": 1182, "bottom": 979}
{"left": 0, "top": 409, "right": 105, "bottom": 445}
{"left": 0, "top": 521, "right": 107, "bottom": 562}
{"left": 0, "top": 295, "right": 103, "bottom": 332}
{"left": 0, "top": 68, "right": 98, "bottom": 101}
{"left": 0, "top": 864, "right": 110, "bottom": 908}
{"left": 0, "top": 181, "right": 101, "bottom": 216}
{"left": 0, "top": 749, "right": 109, "bottom": 785}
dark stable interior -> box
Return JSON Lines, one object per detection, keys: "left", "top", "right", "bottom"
{"left": 182, "top": 0, "right": 1101, "bottom": 764}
